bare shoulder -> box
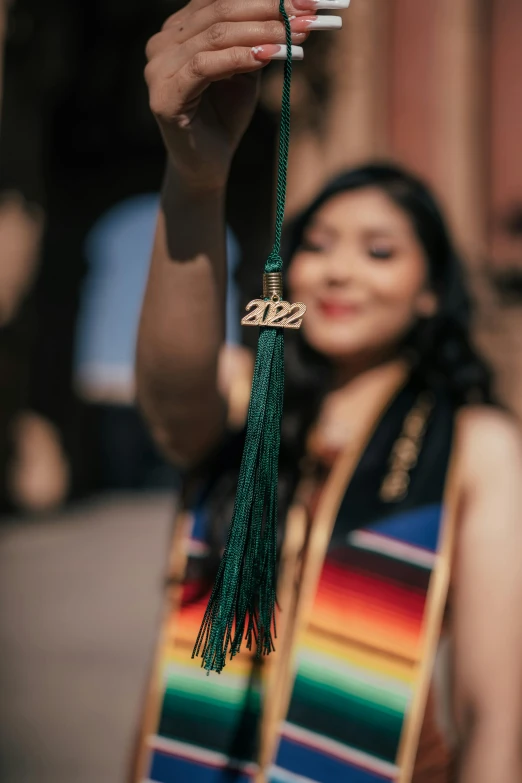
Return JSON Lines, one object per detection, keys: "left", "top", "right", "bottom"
{"left": 456, "top": 404, "right": 522, "bottom": 487}
{"left": 454, "top": 405, "right": 522, "bottom": 564}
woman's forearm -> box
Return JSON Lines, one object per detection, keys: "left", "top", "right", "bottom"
{"left": 136, "top": 164, "right": 228, "bottom": 467}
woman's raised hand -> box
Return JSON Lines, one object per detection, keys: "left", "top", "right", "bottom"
{"left": 145, "top": 0, "right": 349, "bottom": 192}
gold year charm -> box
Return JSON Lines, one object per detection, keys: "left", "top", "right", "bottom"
{"left": 241, "top": 298, "right": 306, "bottom": 330}
{"left": 241, "top": 272, "right": 306, "bottom": 330}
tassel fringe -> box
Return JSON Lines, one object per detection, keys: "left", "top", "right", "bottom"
{"left": 193, "top": 327, "right": 284, "bottom": 673}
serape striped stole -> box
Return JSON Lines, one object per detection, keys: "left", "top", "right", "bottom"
{"left": 141, "top": 527, "right": 267, "bottom": 783}
{"left": 270, "top": 504, "right": 451, "bottom": 783}
{"left": 138, "top": 382, "right": 456, "bottom": 783}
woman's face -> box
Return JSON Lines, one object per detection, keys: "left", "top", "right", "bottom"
{"left": 287, "top": 187, "right": 437, "bottom": 363}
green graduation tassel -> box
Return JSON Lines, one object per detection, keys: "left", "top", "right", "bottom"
{"left": 193, "top": 1, "right": 305, "bottom": 674}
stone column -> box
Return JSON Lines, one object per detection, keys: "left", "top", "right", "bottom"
{"left": 285, "top": 0, "right": 392, "bottom": 213}
{"left": 432, "top": 0, "right": 491, "bottom": 264}
{"left": 323, "top": 0, "right": 392, "bottom": 175}
{"left": 480, "top": 0, "right": 522, "bottom": 418}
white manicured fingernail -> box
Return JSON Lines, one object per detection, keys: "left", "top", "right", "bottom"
{"left": 252, "top": 45, "right": 304, "bottom": 61}
{"left": 291, "top": 15, "right": 343, "bottom": 30}
{"left": 312, "top": 0, "right": 350, "bottom": 9}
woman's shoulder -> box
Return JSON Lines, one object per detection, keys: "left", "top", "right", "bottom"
{"left": 455, "top": 404, "right": 522, "bottom": 486}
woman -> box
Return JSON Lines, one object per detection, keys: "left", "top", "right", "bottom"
{"left": 134, "top": 2, "right": 522, "bottom": 781}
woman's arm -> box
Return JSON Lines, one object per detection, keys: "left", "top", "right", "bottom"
{"left": 454, "top": 408, "right": 522, "bottom": 782}
{"left": 136, "top": 169, "right": 228, "bottom": 467}
{"left": 137, "top": 1, "right": 309, "bottom": 467}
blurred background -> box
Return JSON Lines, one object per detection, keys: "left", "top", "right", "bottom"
{"left": 0, "top": 0, "right": 520, "bottom": 781}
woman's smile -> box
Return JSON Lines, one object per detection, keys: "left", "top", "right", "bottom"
{"left": 316, "top": 297, "right": 365, "bottom": 319}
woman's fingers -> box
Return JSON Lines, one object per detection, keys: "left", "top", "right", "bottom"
{"left": 149, "top": 47, "right": 268, "bottom": 122}
{"left": 146, "top": 0, "right": 350, "bottom": 122}
{"left": 148, "top": 21, "right": 306, "bottom": 62}
{"left": 144, "top": 0, "right": 349, "bottom": 182}
{"left": 186, "top": 20, "right": 310, "bottom": 61}
{"left": 158, "top": 0, "right": 350, "bottom": 42}
{"left": 149, "top": 17, "right": 313, "bottom": 74}
{"left": 158, "top": 0, "right": 313, "bottom": 47}
{"left": 147, "top": 11, "right": 343, "bottom": 65}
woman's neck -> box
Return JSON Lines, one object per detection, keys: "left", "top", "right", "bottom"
{"left": 332, "top": 346, "right": 410, "bottom": 387}
{"left": 311, "top": 356, "right": 410, "bottom": 455}
{"left": 332, "top": 355, "right": 410, "bottom": 398}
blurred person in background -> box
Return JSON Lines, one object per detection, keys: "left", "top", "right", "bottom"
{"left": 0, "top": 193, "right": 70, "bottom": 513}
{"left": 132, "top": 3, "right": 522, "bottom": 782}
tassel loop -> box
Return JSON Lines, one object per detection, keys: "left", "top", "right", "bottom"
{"left": 265, "top": 252, "right": 283, "bottom": 275}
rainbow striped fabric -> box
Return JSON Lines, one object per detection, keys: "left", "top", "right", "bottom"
{"left": 142, "top": 502, "right": 445, "bottom": 783}
{"left": 270, "top": 503, "right": 443, "bottom": 783}
{"left": 143, "top": 517, "right": 268, "bottom": 783}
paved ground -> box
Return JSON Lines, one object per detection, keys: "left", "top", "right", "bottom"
{"left": 0, "top": 492, "right": 175, "bottom": 783}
